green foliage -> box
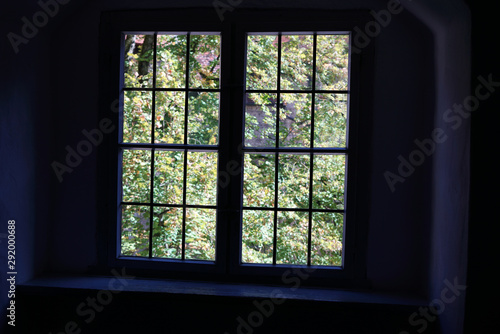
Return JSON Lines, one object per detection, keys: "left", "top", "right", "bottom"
{"left": 121, "top": 205, "right": 150, "bottom": 257}
{"left": 122, "top": 150, "right": 151, "bottom": 203}
{"left": 184, "top": 208, "right": 216, "bottom": 260}
{"left": 242, "top": 210, "right": 274, "bottom": 264}
{"left": 153, "top": 207, "right": 183, "bottom": 259}
{"left": 120, "top": 33, "right": 349, "bottom": 267}
{"left": 155, "top": 91, "right": 185, "bottom": 144}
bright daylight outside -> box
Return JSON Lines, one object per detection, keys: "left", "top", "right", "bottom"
{"left": 119, "top": 32, "right": 350, "bottom": 267}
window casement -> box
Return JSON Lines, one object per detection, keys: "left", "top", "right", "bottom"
{"left": 120, "top": 32, "right": 221, "bottom": 262}
{"left": 98, "top": 9, "right": 371, "bottom": 286}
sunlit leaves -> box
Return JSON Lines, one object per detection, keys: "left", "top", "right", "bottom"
{"left": 186, "top": 151, "right": 218, "bottom": 206}
{"left": 188, "top": 92, "right": 219, "bottom": 145}
{"left": 243, "top": 154, "right": 275, "bottom": 207}
{"left": 156, "top": 34, "right": 187, "bottom": 89}
{"left": 122, "top": 149, "right": 151, "bottom": 203}
{"left": 246, "top": 34, "right": 350, "bottom": 91}
{"left": 155, "top": 91, "right": 185, "bottom": 144}
{"left": 154, "top": 151, "right": 184, "bottom": 205}
{"left": 185, "top": 208, "right": 216, "bottom": 260}
{"left": 316, "top": 34, "right": 349, "bottom": 90}
{"left": 311, "top": 212, "right": 343, "bottom": 266}
{"left": 276, "top": 211, "right": 308, "bottom": 265}
{"left": 124, "top": 33, "right": 221, "bottom": 90}
{"left": 121, "top": 205, "right": 150, "bottom": 257}
{"left": 189, "top": 34, "right": 220, "bottom": 89}
{"left": 278, "top": 154, "right": 310, "bottom": 209}
{"left": 314, "top": 94, "right": 348, "bottom": 148}
{"left": 313, "top": 154, "right": 345, "bottom": 210}
{"left": 123, "top": 91, "right": 152, "bottom": 143}
{"left": 241, "top": 211, "right": 344, "bottom": 266}
{"left": 245, "top": 93, "right": 277, "bottom": 147}
{"left": 247, "top": 35, "right": 278, "bottom": 90}
{"left": 123, "top": 34, "right": 154, "bottom": 88}
{"left": 280, "top": 35, "right": 314, "bottom": 90}
{"left": 279, "top": 94, "right": 312, "bottom": 147}
{"left": 122, "top": 150, "right": 217, "bottom": 260}
{"left": 242, "top": 210, "right": 274, "bottom": 264}
{"left": 153, "top": 207, "right": 183, "bottom": 259}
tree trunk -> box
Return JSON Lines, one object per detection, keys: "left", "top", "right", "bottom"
{"left": 138, "top": 34, "right": 155, "bottom": 83}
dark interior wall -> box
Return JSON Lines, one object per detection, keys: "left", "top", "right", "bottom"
{"left": 0, "top": 0, "right": 473, "bottom": 333}
{"left": 49, "top": 2, "right": 101, "bottom": 272}
{"left": 406, "top": 2, "right": 471, "bottom": 334}
{"left": 430, "top": 20, "right": 470, "bottom": 334}
{"left": 0, "top": 1, "right": 52, "bottom": 327}
{"left": 365, "top": 9, "right": 435, "bottom": 293}
{"left": 17, "top": 285, "right": 440, "bottom": 334}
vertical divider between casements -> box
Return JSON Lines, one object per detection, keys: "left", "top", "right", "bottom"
{"left": 273, "top": 32, "right": 282, "bottom": 265}
{"left": 343, "top": 32, "right": 352, "bottom": 267}
{"left": 149, "top": 32, "right": 158, "bottom": 259}
{"left": 181, "top": 32, "right": 191, "bottom": 261}
{"left": 307, "top": 33, "right": 318, "bottom": 266}
{"left": 118, "top": 33, "right": 125, "bottom": 259}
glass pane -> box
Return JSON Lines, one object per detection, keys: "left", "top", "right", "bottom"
{"left": 122, "top": 149, "right": 151, "bottom": 203}
{"left": 313, "top": 154, "right": 345, "bottom": 210}
{"left": 314, "top": 94, "right": 348, "bottom": 148}
{"left": 189, "top": 34, "right": 220, "bottom": 89}
{"left": 188, "top": 92, "right": 219, "bottom": 145}
{"left": 186, "top": 151, "right": 218, "bottom": 206}
{"left": 278, "top": 154, "right": 310, "bottom": 209}
{"left": 121, "top": 205, "right": 150, "bottom": 257}
{"left": 156, "top": 34, "right": 187, "bottom": 88}
{"left": 276, "top": 211, "right": 308, "bottom": 265}
{"left": 123, "top": 34, "right": 154, "bottom": 88}
{"left": 280, "top": 35, "right": 313, "bottom": 90}
{"left": 243, "top": 153, "right": 275, "bottom": 207}
{"left": 245, "top": 93, "right": 277, "bottom": 147}
{"left": 185, "top": 208, "right": 216, "bottom": 260}
{"left": 155, "top": 91, "right": 185, "bottom": 144}
{"left": 316, "top": 35, "right": 349, "bottom": 91}
{"left": 242, "top": 210, "right": 274, "bottom": 264}
{"left": 279, "top": 94, "right": 312, "bottom": 147}
{"left": 311, "top": 212, "right": 343, "bottom": 266}
{"left": 246, "top": 35, "right": 278, "bottom": 90}
{"left": 152, "top": 207, "right": 183, "bottom": 259}
{"left": 153, "top": 150, "right": 184, "bottom": 205}
{"left": 123, "top": 91, "right": 152, "bottom": 143}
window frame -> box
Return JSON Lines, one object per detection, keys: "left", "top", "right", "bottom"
{"left": 119, "top": 32, "right": 223, "bottom": 264}
{"left": 98, "top": 8, "right": 373, "bottom": 287}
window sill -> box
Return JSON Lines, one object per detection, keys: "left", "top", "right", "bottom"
{"left": 19, "top": 274, "right": 425, "bottom": 307}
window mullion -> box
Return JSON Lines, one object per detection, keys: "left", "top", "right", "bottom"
{"left": 307, "top": 32, "right": 319, "bottom": 266}
{"left": 180, "top": 32, "right": 192, "bottom": 261}
{"left": 148, "top": 32, "right": 158, "bottom": 259}
{"left": 181, "top": 151, "right": 188, "bottom": 261}
{"left": 223, "top": 26, "right": 247, "bottom": 271}
{"left": 184, "top": 32, "right": 191, "bottom": 146}
{"left": 272, "top": 33, "right": 283, "bottom": 265}
{"left": 149, "top": 147, "right": 155, "bottom": 258}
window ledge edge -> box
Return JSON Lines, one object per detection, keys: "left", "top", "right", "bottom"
{"left": 19, "top": 274, "right": 426, "bottom": 307}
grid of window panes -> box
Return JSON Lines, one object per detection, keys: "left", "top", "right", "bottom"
{"left": 242, "top": 33, "right": 349, "bottom": 266}
{"left": 120, "top": 32, "right": 220, "bottom": 261}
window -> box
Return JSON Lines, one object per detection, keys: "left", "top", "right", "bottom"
{"left": 241, "top": 33, "right": 349, "bottom": 267}
{"left": 120, "top": 32, "right": 221, "bottom": 261}
{"left": 99, "top": 10, "right": 370, "bottom": 285}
